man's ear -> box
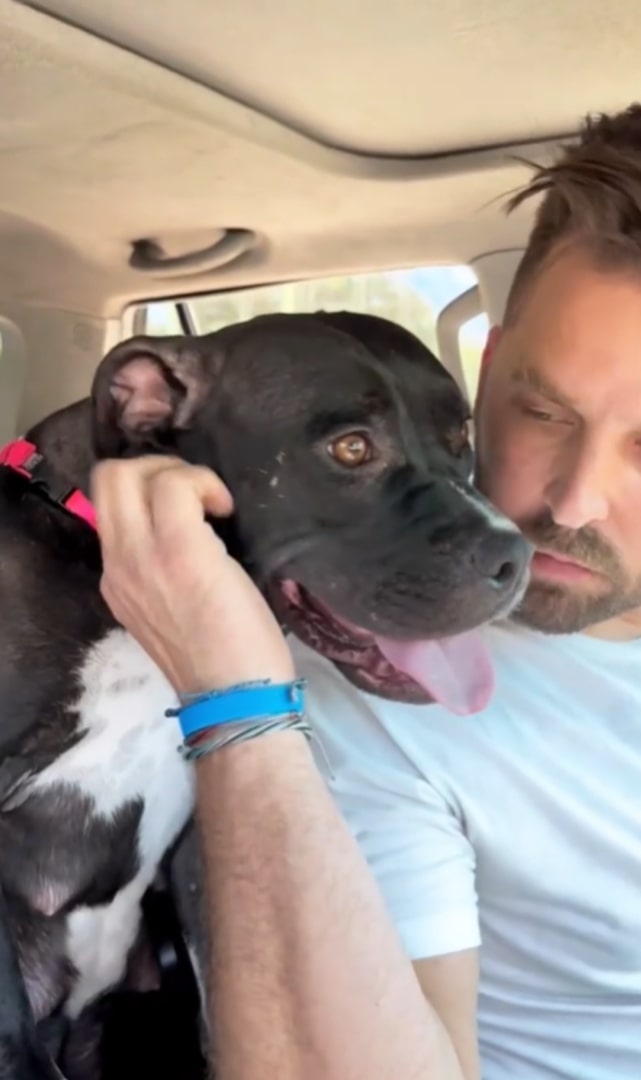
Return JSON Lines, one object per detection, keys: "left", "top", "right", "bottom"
{"left": 90, "top": 335, "right": 219, "bottom": 457}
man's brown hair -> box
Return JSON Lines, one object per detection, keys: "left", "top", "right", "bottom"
{"left": 504, "top": 103, "right": 641, "bottom": 321}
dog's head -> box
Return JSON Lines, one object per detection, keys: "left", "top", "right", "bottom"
{"left": 91, "top": 311, "right": 532, "bottom": 714}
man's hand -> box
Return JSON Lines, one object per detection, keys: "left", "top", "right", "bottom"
{"left": 91, "top": 456, "right": 295, "bottom": 695}
{"left": 91, "top": 455, "right": 464, "bottom": 1080}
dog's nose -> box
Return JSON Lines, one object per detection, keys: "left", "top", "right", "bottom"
{"left": 472, "top": 528, "right": 532, "bottom": 589}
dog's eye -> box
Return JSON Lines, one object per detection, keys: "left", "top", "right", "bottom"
{"left": 328, "top": 432, "right": 373, "bottom": 467}
{"left": 447, "top": 419, "right": 473, "bottom": 456}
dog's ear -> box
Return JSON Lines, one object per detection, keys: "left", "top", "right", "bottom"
{"left": 91, "top": 335, "right": 219, "bottom": 457}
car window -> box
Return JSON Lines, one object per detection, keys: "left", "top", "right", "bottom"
{"left": 459, "top": 311, "right": 489, "bottom": 402}
{"left": 137, "top": 265, "right": 488, "bottom": 401}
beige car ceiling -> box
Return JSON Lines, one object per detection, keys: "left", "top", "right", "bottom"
{"left": 1, "top": 0, "right": 641, "bottom": 318}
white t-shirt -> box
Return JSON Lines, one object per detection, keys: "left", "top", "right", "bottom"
{"left": 291, "top": 621, "right": 641, "bottom": 1079}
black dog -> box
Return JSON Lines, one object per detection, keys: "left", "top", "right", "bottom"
{"left": 0, "top": 311, "right": 532, "bottom": 1076}
{"left": 0, "top": 882, "right": 62, "bottom": 1079}
{"left": 57, "top": 884, "right": 207, "bottom": 1080}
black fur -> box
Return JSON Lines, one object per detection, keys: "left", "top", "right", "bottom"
{"left": 0, "top": 311, "right": 532, "bottom": 1076}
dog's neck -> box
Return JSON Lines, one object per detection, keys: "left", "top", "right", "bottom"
{"left": 25, "top": 398, "right": 96, "bottom": 497}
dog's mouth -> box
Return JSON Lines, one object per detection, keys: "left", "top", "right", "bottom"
{"left": 271, "top": 579, "right": 493, "bottom": 715}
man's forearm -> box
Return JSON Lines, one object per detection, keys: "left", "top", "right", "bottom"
{"left": 194, "top": 731, "right": 462, "bottom": 1080}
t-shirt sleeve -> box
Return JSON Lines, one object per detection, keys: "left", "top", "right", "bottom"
{"left": 302, "top": 653, "right": 480, "bottom": 961}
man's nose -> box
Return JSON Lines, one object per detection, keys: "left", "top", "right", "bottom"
{"left": 544, "top": 433, "right": 610, "bottom": 529}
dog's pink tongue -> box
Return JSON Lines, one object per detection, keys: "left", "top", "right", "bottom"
{"left": 375, "top": 631, "right": 494, "bottom": 715}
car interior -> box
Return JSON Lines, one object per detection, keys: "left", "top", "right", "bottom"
{"left": 1, "top": 0, "right": 640, "bottom": 1072}
{"left": 4, "top": 0, "right": 641, "bottom": 446}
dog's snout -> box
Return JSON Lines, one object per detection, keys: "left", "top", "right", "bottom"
{"left": 471, "top": 528, "right": 531, "bottom": 589}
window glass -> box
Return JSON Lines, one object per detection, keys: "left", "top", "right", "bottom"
{"left": 459, "top": 312, "right": 490, "bottom": 402}
{"left": 138, "top": 265, "right": 488, "bottom": 399}
{"left": 188, "top": 266, "right": 476, "bottom": 353}
{"left": 144, "top": 302, "right": 184, "bottom": 336}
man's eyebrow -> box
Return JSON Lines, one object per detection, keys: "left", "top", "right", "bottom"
{"left": 510, "top": 365, "right": 576, "bottom": 409}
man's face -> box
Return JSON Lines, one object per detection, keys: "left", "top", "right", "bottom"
{"left": 475, "top": 248, "right": 641, "bottom": 635}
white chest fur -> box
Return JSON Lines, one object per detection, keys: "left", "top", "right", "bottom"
{"left": 30, "top": 628, "right": 195, "bottom": 1016}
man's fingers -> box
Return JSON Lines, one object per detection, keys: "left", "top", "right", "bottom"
{"left": 91, "top": 458, "right": 154, "bottom": 550}
{"left": 91, "top": 457, "right": 234, "bottom": 553}
{"left": 146, "top": 464, "right": 235, "bottom": 559}
{"left": 145, "top": 462, "right": 234, "bottom": 529}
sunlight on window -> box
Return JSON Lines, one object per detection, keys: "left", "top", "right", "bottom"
{"left": 188, "top": 266, "right": 476, "bottom": 357}
{"left": 140, "top": 264, "right": 489, "bottom": 400}
{"left": 459, "top": 312, "right": 490, "bottom": 402}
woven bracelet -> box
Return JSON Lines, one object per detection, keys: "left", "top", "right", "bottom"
{"left": 180, "top": 712, "right": 313, "bottom": 763}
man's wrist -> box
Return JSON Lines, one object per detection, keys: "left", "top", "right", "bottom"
{"left": 168, "top": 661, "right": 308, "bottom": 771}
{"left": 193, "top": 727, "right": 315, "bottom": 793}
{"left": 170, "top": 658, "right": 297, "bottom": 698}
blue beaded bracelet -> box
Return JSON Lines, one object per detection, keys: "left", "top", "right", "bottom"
{"left": 165, "top": 678, "right": 307, "bottom": 742}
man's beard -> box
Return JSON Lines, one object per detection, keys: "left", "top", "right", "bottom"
{"left": 512, "top": 510, "right": 641, "bottom": 633}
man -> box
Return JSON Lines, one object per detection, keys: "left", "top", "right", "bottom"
{"left": 95, "top": 103, "right": 641, "bottom": 1080}
{"left": 291, "top": 105, "right": 641, "bottom": 1078}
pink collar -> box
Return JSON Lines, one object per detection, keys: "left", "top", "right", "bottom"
{"left": 0, "top": 438, "right": 97, "bottom": 531}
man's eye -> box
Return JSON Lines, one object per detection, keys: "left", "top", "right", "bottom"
{"left": 518, "top": 399, "right": 573, "bottom": 426}
{"left": 523, "top": 405, "right": 556, "bottom": 422}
